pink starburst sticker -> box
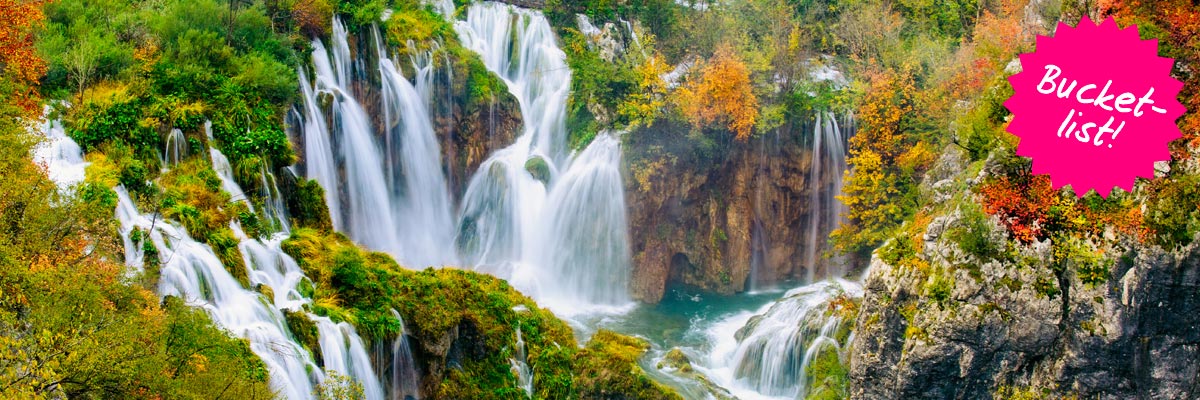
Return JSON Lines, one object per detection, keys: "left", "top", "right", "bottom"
{"left": 1004, "top": 16, "right": 1186, "bottom": 198}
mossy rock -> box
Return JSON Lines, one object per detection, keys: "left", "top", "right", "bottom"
{"left": 525, "top": 156, "right": 551, "bottom": 185}
{"left": 283, "top": 309, "right": 323, "bottom": 367}
{"left": 575, "top": 330, "right": 682, "bottom": 400}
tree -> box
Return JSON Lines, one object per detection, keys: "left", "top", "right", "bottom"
{"left": 0, "top": 0, "right": 48, "bottom": 117}
{"left": 65, "top": 33, "right": 101, "bottom": 96}
{"left": 675, "top": 44, "right": 760, "bottom": 140}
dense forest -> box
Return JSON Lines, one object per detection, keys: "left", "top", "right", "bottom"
{"left": 1, "top": 0, "right": 1197, "bottom": 398}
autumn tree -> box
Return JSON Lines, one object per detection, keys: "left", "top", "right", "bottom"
{"left": 832, "top": 70, "right": 919, "bottom": 253}
{"left": 0, "top": 0, "right": 49, "bottom": 117}
{"left": 676, "top": 44, "right": 760, "bottom": 140}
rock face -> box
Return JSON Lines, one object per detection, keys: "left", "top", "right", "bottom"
{"left": 624, "top": 120, "right": 837, "bottom": 302}
{"left": 427, "top": 56, "right": 523, "bottom": 197}
{"left": 848, "top": 210, "right": 1200, "bottom": 399}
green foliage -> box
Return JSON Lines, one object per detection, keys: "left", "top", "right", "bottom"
{"left": 946, "top": 203, "right": 1003, "bottom": 262}
{"left": 803, "top": 344, "right": 849, "bottom": 400}
{"left": 316, "top": 370, "right": 367, "bottom": 400}
{"left": 1051, "top": 234, "right": 1110, "bottom": 288}
{"left": 287, "top": 177, "right": 335, "bottom": 232}
{"left": 924, "top": 270, "right": 954, "bottom": 304}
{"left": 285, "top": 309, "right": 324, "bottom": 366}
{"left": 0, "top": 110, "right": 271, "bottom": 399}
{"left": 574, "top": 330, "right": 683, "bottom": 400}
{"left": 44, "top": 0, "right": 300, "bottom": 190}
{"left": 1143, "top": 173, "right": 1200, "bottom": 248}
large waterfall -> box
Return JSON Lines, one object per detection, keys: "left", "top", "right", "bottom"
{"left": 297, "top": 3, "right": 634, "bottom": 314}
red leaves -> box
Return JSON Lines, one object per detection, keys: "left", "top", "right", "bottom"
{"left": 978, "top": 174, "right": 1056, "bottom": 243}
{"left": 0, "top": 0, "right": 48, "bottom": 117}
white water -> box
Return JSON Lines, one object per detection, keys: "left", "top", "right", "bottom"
{"left": 299, "top": 19, "right": 457, "bottom": 269}
{"left": 33, "top": 114, "right": 399, "bottom": 399}
{"left": 32, "top": 117, "right": 88, "bottom": 188}
{"left": 163, "top": 128, "right": 187, "bottom": 167}
{"left": 452, "top": 2, "right": 634, "bottom": 314}
{"left": 390, "top": 311, "right": 422, "bottom": 400}
{"left": 700, "top": 278, "right": 862, "bottom": 400}
{"left": 295, "top": 5, "right": 635, "bottom": 314}
{"left": 510, "top": 327, "right": 534, "bottom": 397}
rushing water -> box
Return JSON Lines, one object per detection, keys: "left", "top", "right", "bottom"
{"left": 295, "top": 3, "right": 634, "bottom": 315}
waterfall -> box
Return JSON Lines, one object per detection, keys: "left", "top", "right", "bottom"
{"left": 298, "top": 19, "right": 457, "bottom": 268}
{"left": 163, "top": 128, "right": 187, "bottom": 167}
{"left": 510, "top": 327, "right": 534, "bottom": 397}
{"left": 32, "top": 116, "right": 87, "bottom": 188}
{"left": 451, "top": 2, "right": 633, "bottom": 312}
{"left": 703, "top": 279, "right": 862, "bottom": 399}
{"left": 115, "top": 187, "right": 319, "bottom": 399}
{"left": 315, "top": 316, "right": 387, "bottom": 400}
{"left": 539, "top": 134, "right": 632, "bottom": 306}
{"left": 33, "top": 114, "right": 395, "bottom": 399}
{"left": 292, "top": 6, "right": 635, "bottom": 313}
{"left": 390, "top": 311, "right": 421, "bottom": 400}
{"left": 804, "top": 112, "right": 850, "bottom": 282}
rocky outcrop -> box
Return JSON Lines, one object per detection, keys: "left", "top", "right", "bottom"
{"left": 427, "top": 56, "right": 522, "bottom": 196}
{"left": 624, "top": 120, "right": 839, "bottom": 302}
{"left": 848, "top": 196, "right": 1200, "bottom": 399}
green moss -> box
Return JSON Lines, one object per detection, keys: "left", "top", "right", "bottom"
{"left": 803, "top": 344, "right": 848, "bottom": 400}
{"left": 283, "top": 309, "right": 323, "bottom": 367}
{"left": 283, "top": 228, "right": 683, "bottom": 399}
{"left": 525, "top": 156, "right": 551, "bottom": 185}
{"left": 574, "top": 330, "right": 683, "bottom": 400}
{"left": 287, "top": 178, "right": 334, "bottom": 232}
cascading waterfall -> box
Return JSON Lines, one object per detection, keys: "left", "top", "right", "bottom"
{"left": 510, "top": 327, "right": 534, "bottom": 397}
{"left": 295, "top": 5, "right": 635, "bottom": 312}
{"left": 703, "top": 278, "right": 863, "bottom": 399}
{"left": 451, "top": 2, "right": 633, "bottom": 312}
{"left": 115, "top": 187, "right": 320, "bottom": 399}
{"left": 32, "top": 116, "right": 87, "bottom": 188}
{"left": 163, "top": 128, "right": 187, "bottom": 167}
{"left": 390, "top": 311, "right": 422, "bottom": 400}
{"left": 37, "top": 115, "right": 393, "bottom": 399}
{"left": 297, "top": 18, "right": 457, "bottom": 268}
{"left": 804, "top": 112, "right": 850, "bottom": 283}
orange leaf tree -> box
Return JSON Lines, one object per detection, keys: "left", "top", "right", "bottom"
{"left": 675, "top": 44, "right": 760, "bottom": 140}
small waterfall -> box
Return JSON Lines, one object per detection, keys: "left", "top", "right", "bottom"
{"left": 509, "top": 327, "right": 533, "bottom": 397}
{"left": 297, "top": 69, "right": 342, "bottom": 230}
{"left": 163, "top": 128, "right": 187, "bottom": 167}
{"left": 315, "top": 316, "right": 387, "bottom": 400}
{"left": 539, "top": 134, "right": 632, "bottom": 306}
{"left": 32, "top": 116, "right": 88, "bottom": 188}
{"left": 704, "top": 279, "right": 862, "bottom": 399}
{"left": 259, "top": 166, "right": 290, "bottom": 233}
{"left": 804, "top": 112, "right": 849, "bottom": 282}
{"left": 390, "top": 311, "right": 421, "bottom": 400}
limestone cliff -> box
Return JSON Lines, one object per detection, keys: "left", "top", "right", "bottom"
{"left": 848, "top": 149, "right": 1200, "bottom": 399}
{"left": 624, "top": 120, "right": 846, "bottom": 302}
